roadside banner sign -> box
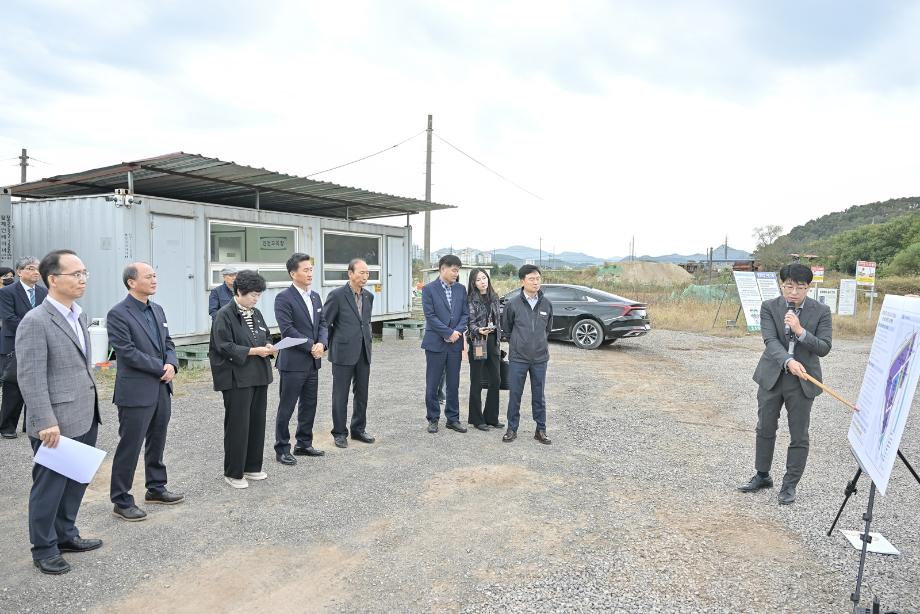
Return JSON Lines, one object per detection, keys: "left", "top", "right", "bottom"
{"left": 817, "top": 288, "right": 838, "bottom": 314}
{"left": 755, "top": 272, "right": 781, "bottom": 300}
{"left": 732, "top": 271, "right": 780, "bottom": 332}
{"left": 811, "top": 266, "right": 825, "bottom": 283}
{"left": 856, "top": 260, "right": 877, "bottom": 287}
{"left": 839, "top": 279, "right": 857, "bottom": 316}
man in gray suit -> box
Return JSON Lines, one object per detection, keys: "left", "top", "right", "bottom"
{"left": 738, "top": 263, "right": 832, "bottom": 505}
{"left": 17, "top": 249, "right": 102, "bottom": 574}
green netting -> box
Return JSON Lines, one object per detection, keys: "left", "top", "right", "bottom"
{"left": 678, "top": 284, "right": 737, "bottom": 302}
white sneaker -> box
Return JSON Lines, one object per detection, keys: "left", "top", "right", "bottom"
{"left": 243, "top": 471, "right": 268, "bottom": 481}
{"left": 225, "top": 476, "right": 249, "bottom": 489}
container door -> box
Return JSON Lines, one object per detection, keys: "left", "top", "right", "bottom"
{"left": 151, "top": 214, "right": 196, "bottom": 336}
{"left": 386, "top": 236, "right": 408, "bottom": 314}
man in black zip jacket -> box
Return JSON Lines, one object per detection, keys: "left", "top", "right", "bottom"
{"left": 501, "top": 264, "right": 553, "bottom": 444}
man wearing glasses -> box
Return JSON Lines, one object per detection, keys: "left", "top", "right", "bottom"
{"left": 0, "top": 257, "right": 47, "bottom": 438}
{"left": 738, "top": 263, "right": 832, "bottom": 505}
{"left": 16, "top": 250, "right": 103, "bottom": 574}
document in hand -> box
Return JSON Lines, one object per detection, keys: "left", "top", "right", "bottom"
{"left": 272, "top": 337, "right": 311, "bottom": 351}
{"left": 34, "top": 436, "right": 107, "bottom": 484}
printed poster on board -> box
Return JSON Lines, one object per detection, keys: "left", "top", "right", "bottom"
{"left": 733, "top": 271, "right": 764, "bottom": 332}
{"left": 839, "top": 279, "right": 857, "bottom": 316}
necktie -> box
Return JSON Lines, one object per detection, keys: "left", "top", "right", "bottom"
{"left": 354, "top": 291, "right": 363, "bottom": 316}
{"left": 27, "top": 287, "right": 35, "bottom": 307}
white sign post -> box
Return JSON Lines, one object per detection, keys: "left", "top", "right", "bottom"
{"left": 817, "top": 288, "right": 838, "bottom": 314}
{"left": 839, "top": 279, "right": 857, "bottom": 316}
{"left": 848, "top": 295, "right": 920, "bottom": 495}
{"left": 856, "top": 260, "right": 878, "bottom": 320}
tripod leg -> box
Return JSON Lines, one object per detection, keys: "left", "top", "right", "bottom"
{"left": 897, "top": 449, "right": 920, "bottom": 487}
{"left": 850, "top": 482, "right": 876, "bottom": 614}
{"left": 828, "top": 468, "right": 861, "bottom": 537}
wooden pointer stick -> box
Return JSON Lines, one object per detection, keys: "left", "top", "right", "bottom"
{"left": 801, "top": 373, "right": 859, "bottom": 412}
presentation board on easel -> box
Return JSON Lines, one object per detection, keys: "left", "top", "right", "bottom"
{"left": 732, "top": 271, "right": 779, "bottom": 332}
{"left": 848, "top": 295, "right": 920, "bottom": 495}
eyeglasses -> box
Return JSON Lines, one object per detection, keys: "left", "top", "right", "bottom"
{"left": 781, "top": 283, "right": 809, "bottom": 292}
{"left": 53, "top": 270, "right": 90, "bottom": 281}
{"left": 22, "top": 266, "right": 39, "bottom": 272}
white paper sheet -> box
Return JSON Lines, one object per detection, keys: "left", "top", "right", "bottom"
{"left": 272, "top": 336, "right": 311, "bottom": 351}
{"left": 840, "top": 530, "right": 900, "bottom": 555}
{"left": 34, "top": 436, "right": 107, "bottom": 484}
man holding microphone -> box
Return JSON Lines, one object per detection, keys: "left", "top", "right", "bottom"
{"left": 737, "top": 263, "right": 832, "bottom": 505}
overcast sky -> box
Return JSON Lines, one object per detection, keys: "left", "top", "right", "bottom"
{"left": 2, "top": 1, "right": 919, "bottom": 258}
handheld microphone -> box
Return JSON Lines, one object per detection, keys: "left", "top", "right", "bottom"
{"left": 784, "top": 302, "right": 795, "bottom": 337}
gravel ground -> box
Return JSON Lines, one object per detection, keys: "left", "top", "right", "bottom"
{"left": 0, "top": 330, "right": 918, "bottom": 613}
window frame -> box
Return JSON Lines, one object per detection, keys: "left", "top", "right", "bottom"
{"left": 207, "top": 219, "right": 299, "bottom": 289}
{"left": 321, "top": 230, "right": 382, "bottom": 286}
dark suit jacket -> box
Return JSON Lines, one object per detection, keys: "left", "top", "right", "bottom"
{"left": 208, "top": 283, "right": 234, "bottom": 319}
{"left": 274, "top": 285, "right": 328, "bottom": 372}
{"left": 0, "top": 282, "right": 48, "bottom": 354}
{"left": 107, "top": 295, "right": 179, "bottom": 407}
{"left": 753, "top": 295, "right": 832, "bottom": 399}
{"left": 209, "top": 300, "right": 274, "bottom": 391}
{"left": 323, "top": 284, "right": 373, "bottom": 366}
{"left": 421, "top": 279, "right": 469, "bottom": 353}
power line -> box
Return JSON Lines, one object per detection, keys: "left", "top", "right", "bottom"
{"left": 433, "top": 132, "right": 544, "bottom": 200}
{"left": 305, "top": 130, "right": 426, "bottom": 178}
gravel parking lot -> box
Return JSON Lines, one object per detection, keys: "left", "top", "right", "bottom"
{"left": 0, "top": 330, "right": 918, "bottom": 613}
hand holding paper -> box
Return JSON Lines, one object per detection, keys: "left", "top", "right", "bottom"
{"left": 272, "top": 337, "right": 311, "bottom": 351}
{"left": 34, "top": 436, "right": 107, "bottom": 484}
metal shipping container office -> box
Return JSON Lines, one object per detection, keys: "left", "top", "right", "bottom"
{"left": 3, "top": 153, "right": 454, "bottom": 345}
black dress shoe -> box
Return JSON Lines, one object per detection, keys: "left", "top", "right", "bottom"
{"left": 1, "top": 431, "right": 17, "bottom": 439}
{"left": 34, "top": 555, "right": 70, "bottom": 575}
{"left": 145, "top": 489, "right": 185, "bottom": 505}
{"left": 534, "top": 430, "right": 552, "bottom": 445}
{"left": 350, "top": 431, "right": 376, "bottom": 444}
{"left": 293, "top": 446, "right": 325, "bottom": 457}
{"left": 277, "top": 452, "right": 297, "bottom": 466}
{"left": 427, "top": 421, "right": 439, "bottom": 433}
{"left": 445, "top": 421, "right": 467, "bottom": 433}
{"left": 737, "top": 474, "right": 774, "bottom": 492}
{"left": 112, "top": 504, "right": 147, "bottom": 522}
{"left": 489, "top": 421, "right": 505, "bottom": 429}
{"left": 474, "top": 424, "right": 490, "bottom": 431}
{"left": 58, "top": 537, "right": 103, "bottom": 553}
{"left": 778, "top": 484, "right": 797, "bottom": 505}
{"left": 502, "top": 429, "right": 517, "bottom": 442}
{"left": 334, "top": 436, "right": 348, "bottom": 448}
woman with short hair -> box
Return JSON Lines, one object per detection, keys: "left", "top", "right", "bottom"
{"left": 209, "top": 270, "right": 276, "bottom": 488}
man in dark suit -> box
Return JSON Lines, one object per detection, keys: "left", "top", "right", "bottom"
{"left": 273, "top": 253, "right": 329, "bottom": 465}
{"left": 107, "top": 262, "right": 183, "bottom": 522}
{"left": 17, "top": 250, "right": 102, "bottom": 575}
{"left": 422, "top": 254, "right": 469, "bottom": 434}
{"left": 208, "top": 266, "right": 237, "bottom": 319}
{"left": 738, "top": 263, "right": 832, "bottom": 505}
{"left": 323, "top": 258, "right": 375, "bottom": 449}
{"left": 0, "top": 257, "right": 47, "bottom": 438}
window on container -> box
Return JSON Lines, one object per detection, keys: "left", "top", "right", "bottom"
{"left": 322, "top": 231, "right": 381, "bottom": 285}
{"left": 208, "top": 221, "right": 298, "bottom": 288}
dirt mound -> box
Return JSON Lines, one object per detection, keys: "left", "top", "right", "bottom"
{"left": 606, "top": 261, "right": 692, "bottom": 285}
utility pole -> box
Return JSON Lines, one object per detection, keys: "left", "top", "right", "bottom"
{"left": 539, "top": 237, "right": 542, "bottom": 268}
{"left": 423, "top": 115, "right": 433, "bottom": 265}
{"left": 724, "top": 235, "right": 728, "bottom": 260}
{"left": 19, "top": 148, "right": 28, "bottom": 183}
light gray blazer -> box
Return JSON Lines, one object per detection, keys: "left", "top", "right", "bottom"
{"left": 752, "top": 295, "right": 832, "bottom": 399}
{"left": 16, "top": 300, "right": 98, "bottom": 438}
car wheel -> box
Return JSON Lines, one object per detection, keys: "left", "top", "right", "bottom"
{"left": 572, "top": 319, "right": 604, "bottom": 350}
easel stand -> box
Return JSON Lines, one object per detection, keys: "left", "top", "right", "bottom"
{"left": 826, "top": 450, "right": 920, "bottom": 614}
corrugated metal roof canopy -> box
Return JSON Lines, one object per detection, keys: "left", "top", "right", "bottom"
{"left": 8, "top": 152, "right": 454, "bottom": 220}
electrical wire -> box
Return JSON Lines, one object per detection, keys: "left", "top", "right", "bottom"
{"left": 305, "top": 130, "right": 426, "bottom": 178}
{"left": 433, "top": 132, "right": 544, "bottom": 201}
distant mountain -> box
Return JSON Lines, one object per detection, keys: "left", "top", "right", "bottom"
{"left": 785, "top": 197, "right": 920, "bottom": 244}
{"left": 431, "top": 243, "right": 751, "bottom": 267}
{"left": 637, "top": 244, "right": 752, "bottom": 263}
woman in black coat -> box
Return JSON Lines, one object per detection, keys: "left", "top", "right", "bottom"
{"left": 209, "top": 270, "right": 276, "bottom": 489}
{"left": 466, "top": 268, "right": 505, "bottom": 430}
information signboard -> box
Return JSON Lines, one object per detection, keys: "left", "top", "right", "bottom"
{"left": 856, "top": 260, "right": 877, "bottom": 287}
{"left": 839, "top": 279, "right": 857, "bottom": 316}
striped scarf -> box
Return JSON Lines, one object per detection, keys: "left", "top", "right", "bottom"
{"left": 237, "top": 303, "right": 256, "bottom": 335}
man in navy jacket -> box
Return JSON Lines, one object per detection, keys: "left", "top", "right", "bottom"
{"left": 0, "top": 257, "right": 47, "bottom": 437}
{"left": 273, "top": 253, "right": 328, "bottom": 465}
{"left": 208, "top": 267, "right": 237, "bottom": 320}
{"left": 107, "top": 262, "right": 183, "bottom": 522}
{"left": 422, "top": 254, "right": 469, "bottom": 434}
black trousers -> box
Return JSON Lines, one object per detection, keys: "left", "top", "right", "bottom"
{"left": 222, "top": 386, "right": 267, "bottom": 479}
{"left": 110, "top": 384, "right": 172, "bottom": 508}
{"left": 0, "top": 380, "right": 26, "bottom": 434}
{"left": 29, "top": 420, "right": 98, "bottom": 560}
{"left": 331, "top": 356, "right": 370, "bottom": 437}
{"left": 274, "top": 365, "right": 319, "bottom": 454}
{"left": 468, "top": 334, "right": 501, "bottom": 426}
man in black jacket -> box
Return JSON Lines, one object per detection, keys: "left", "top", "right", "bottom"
{"left": 107, "top": 263, "right": 183, "bottom": 521}
{"left": 323, "top": 258, "right": 375, "bottom": 449}
{"left": 501, "top": 264, "right": 553, "bottom": 445}
{"left": 0, "top": 257, "right": 47, "bottom": 438}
